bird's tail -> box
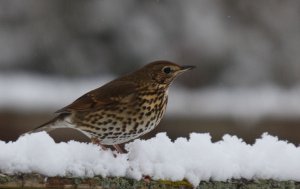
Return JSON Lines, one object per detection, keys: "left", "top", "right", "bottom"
{"left": 24, "top": 113, "right": 73, "bottom": 135}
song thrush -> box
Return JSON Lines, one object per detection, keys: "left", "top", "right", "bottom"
{"left": 26, "top": 60, "right": 195, "bottom": 152}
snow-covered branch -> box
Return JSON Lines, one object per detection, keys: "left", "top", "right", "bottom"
{"left": 1, "top": 132, "right": 300, "bottom": 187}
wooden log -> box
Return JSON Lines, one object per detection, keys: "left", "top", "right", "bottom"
{"left": 0, "top": 173, "right": 299, "bottom": 189}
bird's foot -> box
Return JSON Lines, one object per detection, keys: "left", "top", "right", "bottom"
{"left": 113, "top": 144, "right": 125, "bottom": 154}
{"left": 91, "top": 138, "right": 125, "bottom": 154}
{"left": 91, "top": 138, "right": 107, "bottom": 151}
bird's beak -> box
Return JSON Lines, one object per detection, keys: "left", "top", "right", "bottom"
{"left": 180, "top": 65, "right": 196, "bottom": 72}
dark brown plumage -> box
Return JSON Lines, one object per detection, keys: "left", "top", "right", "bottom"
{"left": 26, "top": 60, "right": 195, "bottom": 152}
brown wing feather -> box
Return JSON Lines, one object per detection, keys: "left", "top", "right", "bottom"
{"left": 56, "top": 80, "right": 138, "bottom": 113}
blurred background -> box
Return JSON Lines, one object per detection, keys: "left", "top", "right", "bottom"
{"left": 1, "top": 0, "right": 300, "bottom": 144}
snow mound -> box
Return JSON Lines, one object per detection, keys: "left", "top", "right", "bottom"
{"left": 1, "top": 132, "right": 300, "bottom": 186}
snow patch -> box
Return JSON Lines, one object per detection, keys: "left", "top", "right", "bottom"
{"left": 1, "top": 132, "right": 300, "bottom": 186}
{"left": 0, "top": 132, "right": 128, "bottom": 177}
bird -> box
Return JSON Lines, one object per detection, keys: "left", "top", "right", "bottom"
{"left": 25, "top": 60, "right": 195, "bottom": 153}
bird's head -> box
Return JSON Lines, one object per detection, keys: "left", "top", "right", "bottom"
{"left": 138, "top": 60, "right": 195, "bottom": 86}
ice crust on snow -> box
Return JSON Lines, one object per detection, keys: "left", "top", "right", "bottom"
{"left": 1, "top": 132, "right": 300, "bottom": 186}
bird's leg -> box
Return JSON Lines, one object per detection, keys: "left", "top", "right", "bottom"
{"left": 113, "top": 144, "right": 125, "bottom": 153}
{"left": 91, "top": 137, "right": 107, "bottom": 151}
{"left": 91, "top": 138, "right": 124, "bottom": 154}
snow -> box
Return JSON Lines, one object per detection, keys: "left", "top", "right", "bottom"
{"left": 1, "top": 132, "right": 300, "bottom": 186}
{"left": 0, "top": 74, "right": 112, "bottom": 112}
{"left": 2, "top": 74, "right": 300, "bottom": 121}
{"left": 169, "top": 86, "right": 300, "bottom": 121}
{"left": 0, "top": 132, "right": 128, "bottom": 178}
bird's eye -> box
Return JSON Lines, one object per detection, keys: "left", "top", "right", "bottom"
{"left": 163, "top": 67, "right": 171, "bottom": 74}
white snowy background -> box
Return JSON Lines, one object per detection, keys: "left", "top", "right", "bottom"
{"left": 1, "top": 131, "right": 300, "bottom": 187}
{"left": 2, "top": 74, "right": 300, "bottom": 121}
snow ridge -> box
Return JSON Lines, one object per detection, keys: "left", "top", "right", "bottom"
{"left": 0, "top": 132, "right": 300, "bottom": 186}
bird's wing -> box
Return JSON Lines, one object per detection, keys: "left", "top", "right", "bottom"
{"left": 56, "top": 80, "right": 138, "bottom": 113}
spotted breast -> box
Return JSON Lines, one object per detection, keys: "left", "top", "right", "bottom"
{"left": 72, "top": 86, "right": 168, "bottom": 145}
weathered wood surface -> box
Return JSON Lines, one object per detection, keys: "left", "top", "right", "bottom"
{"left": 0, "top": 173, "right": 299, "bottom": 189}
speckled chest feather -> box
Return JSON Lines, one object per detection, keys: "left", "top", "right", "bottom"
{"left": 71, "top": 86, "right": 168, "bottom": 145}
